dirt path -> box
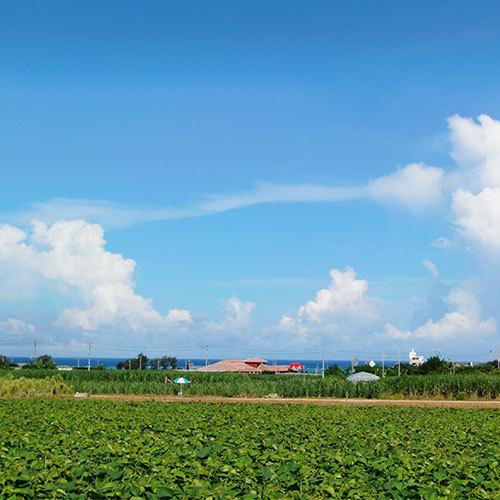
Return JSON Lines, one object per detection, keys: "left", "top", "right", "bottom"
{"left": 88, "top": 394, "right": 500, "bottom": 409}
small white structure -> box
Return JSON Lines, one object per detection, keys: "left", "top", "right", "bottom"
{"left": 368, "top": 360, "right": 376, "bottom": 368}
{"left": 347, "top": 372, "right": 380, "bottom": 383}
{"left": 408, "top": 349, "right": 424, "bottom": 366}
{"left": 56, "top": 365, "right": 73, "bottom": 371}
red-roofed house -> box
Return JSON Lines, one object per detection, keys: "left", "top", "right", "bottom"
{"left": 197, "top": 357, "right": 290, "bottom": 373}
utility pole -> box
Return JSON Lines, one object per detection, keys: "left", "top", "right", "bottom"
{"left": 128, "top": 359, "right": 131, "bottom": 370}
{"left": 87, "top": 341, "right": 92, "bottom": 371}
{"left": 204, "top": 345, "right": 208, "bottom": 367}
{"left": 77, "top": 356, "right": 80, "bottom": 369}
{"left": 139, "top": 355, "right": 142, "bottom": 370}
{"left": 32, "top": 339, "right": 37, "bottom": 361}
{"left": 382, "top": 354, "right": 385, "bottom": 378}
{"left": 322, "top": 348, "right": 326, "bottom": 379}
{"left": 397, "top": 349, "right": 401, "bottom": 377}
{"left": 351, "top": 356, "right": 357, "bottom": 373}
{"left": 497, "top": 349, "right": 499, "bottom": 369}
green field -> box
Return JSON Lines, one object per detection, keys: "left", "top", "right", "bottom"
{"left": 2, "top": 369, "right": 499, "bottom": 399}
{"left": 0, "top": 400, "right": 498, "bottom": 498}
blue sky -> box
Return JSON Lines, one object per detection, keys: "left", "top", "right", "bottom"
{"left": 1, "top": 1, "right": 500, "bottom": 360}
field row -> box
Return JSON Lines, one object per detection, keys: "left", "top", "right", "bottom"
{"left": 1, "top": 369, "right": 499, "bottom": 399}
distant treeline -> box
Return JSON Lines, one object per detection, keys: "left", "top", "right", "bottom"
{"left": 326, "top": 355, "right": 499, "bottom": 377}
{"left": 115, "top": 353, "right": 178, "bottom": 370}
{"left": 0, "top": 353, "right": 178, "bottom": 371}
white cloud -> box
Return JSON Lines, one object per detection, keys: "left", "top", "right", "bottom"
{"left": 0, "top": 220, "right": 192, "bottom": 333}
{"left": 4, "top": 185, "right": 367, "bottom": 230}
{"left": 274, "top": 267, "right": 384, "bottom": 347}
{"left": 446, "top": 114, "right": 500, "bottom": 251}
{"left": 0, "top": 219, "right": 257, "bottom": 349}
{"left": 452, "top": 187, "right": 500, "bottom": 250}
{"left": 218, "top": 297, "right": 255, "bottom": 330}
{"left": 383, "top": 287, "right": 496, "bottom": 341}
{"left": 367, "top": 163, "right": 445, "bottom": 211}
{"left": 165, "top": 309, "right": 192, "bottom": 323}
{"left": 297, "top": 267, "right": 379, "bottom": 324}
{"left": 0, "top": 318, "right": 35, "bottom": 335}
{"left": 4, "top": 164, "right": 447, "bottom": 230}
{"left": 432, "top": 237, "right": 455, "bottom": 249}
{"left": 448, "top": 114, "right": 500, "bottom": 189}
{"left": 422, "top": 259, "right": 438, "bottom": 277}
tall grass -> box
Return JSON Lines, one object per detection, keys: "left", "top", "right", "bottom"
{"left": 0, "top": 375, "right": 72, "bottom": 397}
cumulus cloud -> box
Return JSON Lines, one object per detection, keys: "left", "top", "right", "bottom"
{"left": 274, "top": 267, "right": 384, "bottom": 346}
{"left": 368, "top": 163, "right": 445, "bottom": 212}
{"left": 219, "top": 297, "right": 255, "bottom": 330}
{"left": 297, "top": 267, "right": 379, "bottom": 324}
{"left": 0, "top": 219, "right": 257, "bottom": 350}
{"left": 383, "top": 287, "right": 496, "bottom": 341}
{"left": 446, "top": 114, "right": 500, "bottom": 251}
{"left": 452, "top": 187, "right": 500, "bottom": 250}
{"left": 0, "top": 220, "right": 192, "bottom": 332}
{"left": 448, "top": 114, "right": 500, "bottom": 189}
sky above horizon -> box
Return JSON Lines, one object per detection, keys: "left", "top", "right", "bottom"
{"left": 1, "top": 1, "right": 500, "bottom": 360}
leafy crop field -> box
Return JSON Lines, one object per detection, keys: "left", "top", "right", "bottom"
{"left": 2, "top": 369, "right": 498, "bottom": 399}
{"left": 0, "top": 400, "right": 498, "bottom": 498}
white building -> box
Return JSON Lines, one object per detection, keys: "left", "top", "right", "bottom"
{"left": 408, "top": 349, "right": 424, "bottom": 366}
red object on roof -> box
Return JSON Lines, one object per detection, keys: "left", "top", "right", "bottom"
{"left": 288, "top": 362, "right": 304, "bottom": 372}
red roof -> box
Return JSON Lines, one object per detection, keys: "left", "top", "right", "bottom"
{"left": 197, "top": 360, "right": 260, "bottom": 373}
{"left": 243, "top": 356, "right": 267, "bottom": 364}
{"left": 198, "top": 358, "right": 291, "bottom": 373}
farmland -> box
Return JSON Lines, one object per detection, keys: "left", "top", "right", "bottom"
{"left": 0, "top": 399, "right": 498, "bottom": 498}
{"left": 1, "top": 369, "right": 499, "bottom": 399}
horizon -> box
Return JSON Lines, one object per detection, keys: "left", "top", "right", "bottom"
{"left": 1, "top": 1, "right": 500, "bottom": 358}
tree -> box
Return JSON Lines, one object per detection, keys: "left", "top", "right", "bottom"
{"left": 324, "top": 364, "right": 345, "bottom": 377}
{"left": 116, "top": 353, "right": 148, "bottom": 370}
{"left": 418, "top": 356, "right": 451, "bottom": 374}
{"left": 0, "top": 355, "right": 13, "bottom": 370}
{"left": 24, "top": 354, "right": 57, "bottom": 370}
{"left": 150, "top": 356, "right": 177, "bottom": 370}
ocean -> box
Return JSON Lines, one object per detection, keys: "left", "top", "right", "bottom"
{"left": 8, "top": 356, "right": 397, "bottom": 372}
